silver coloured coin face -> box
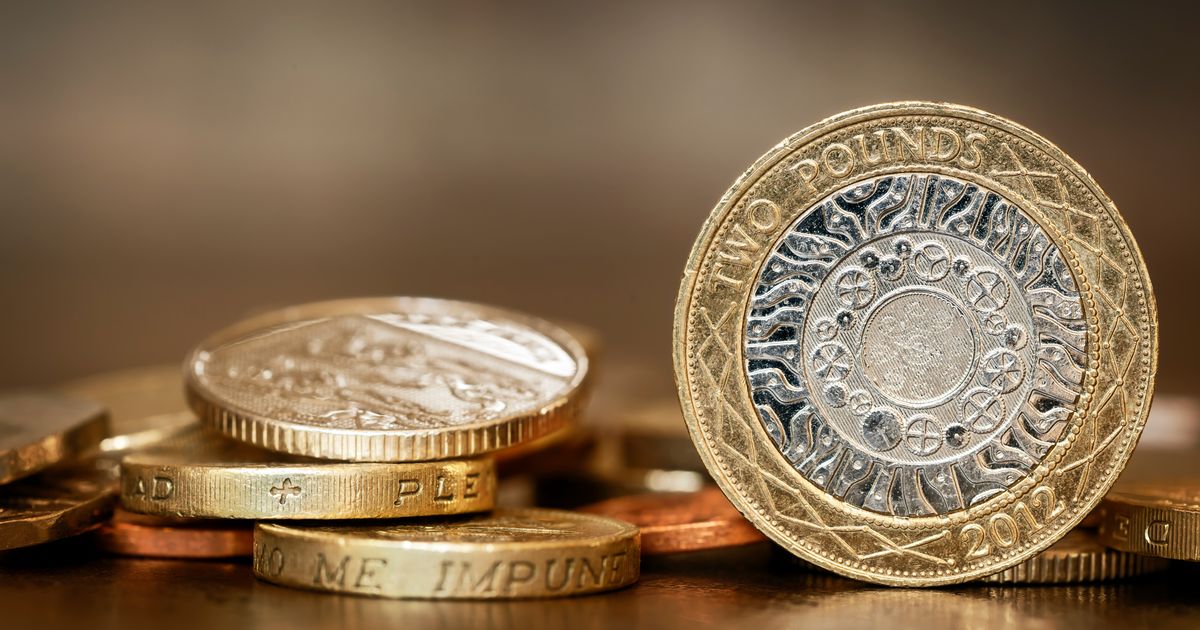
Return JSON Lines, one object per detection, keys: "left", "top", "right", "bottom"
{"left": 744, "top": 173, "right": 1086, "bottom": 517}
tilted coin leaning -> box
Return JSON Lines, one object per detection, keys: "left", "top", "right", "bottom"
{"left": 186, "top": 297, "right": 589, "bottom": 462}
{"left": 0, "top": 393, "right": 109, "bottom": 485}
{"left": 674, "top": 102, "right": 1156, "bottom": 585}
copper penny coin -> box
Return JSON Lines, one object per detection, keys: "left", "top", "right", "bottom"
{"left": 579, "top": 485, "right": 765, "bottom": 555}
{"left": 96, "top": 507, "right": 252, "bottom": 559}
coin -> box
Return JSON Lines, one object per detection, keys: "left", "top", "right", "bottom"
{"left": 185, "top": 297, "right": 589, "bottom": 462}
{"left": 0, "top": 462, "right": 117, "bottom": 551}
{"left": 674, "top": 102, "right": 1156, "bottom": 586}
{"left": 0, "top": 393, "right": 109, "bottom": 485}
{"left": 120, "top": 428, "right": 495, "bottom": 519}
{"left": 253, "top": 507, "right": 640, "bottom": 599}
{"left": 95, "top": 507, "right": 252, "bottom": 559}
{"left": 1097, "top": 482, "right": 1200, "bottom": 561}
{"left": 579, "top": 486, "right": 766, "bottom": 555}
{"left": 978, "top": 528, "right": 1168, "bottom": 584}
{"left": 62, "top": 364, "right": 196, "bottom": 453}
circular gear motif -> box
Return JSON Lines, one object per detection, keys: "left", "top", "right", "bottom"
{"left": 747, "top": 173, "right": 1085, "bottom": 514}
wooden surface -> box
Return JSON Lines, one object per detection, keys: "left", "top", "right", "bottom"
{"left": 2, "top": 536, "right": 1199, "bottom": 630}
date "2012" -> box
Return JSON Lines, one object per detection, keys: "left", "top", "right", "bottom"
{"left": 958, "top": 486, "right": 1064, "bottom": 559}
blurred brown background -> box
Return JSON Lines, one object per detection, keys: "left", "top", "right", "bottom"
{"left": 2, "top": 1, "right": 1197, "bottom": 402}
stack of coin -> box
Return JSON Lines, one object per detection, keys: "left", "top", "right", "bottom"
{"left": 0, "top": 393, "right": 116, "bottom": 551}
{"left": 74, "top": 296, "right": 640, "bottom": 599}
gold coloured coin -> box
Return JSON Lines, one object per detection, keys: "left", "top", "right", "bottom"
{"left": 186, "top": 297, "right": 589, "bottom": 461}
{"left": 1097, "top": 482, "right": 1200, "bottom": 561}
{"left": 674, "top": 102, "right": 1156, "bottom": 586}
{"left": 978, "top": 528, "right": 1168, "bottom": 584}
{"left": 253, "top": 508, "right": 640, "bottom": 599}
{"left": 0, "top": 462, "right": 117, "bottom": 551}
{"left": 121, "top": 429, "right": 495, "bottom": 519}
{"left": 62, "top": 364, "right": 196, "bottom": 453}
{"left": 0, "top": 393, "right": 109, "bottom": 485}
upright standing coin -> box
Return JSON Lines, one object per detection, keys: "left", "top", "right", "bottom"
{"left": 1097, "top": 482, "right": 1200, "bottom": 561}
{"left": 674, "top": 102, "right": 1156, "bottom": 586}
{"left": 978, "top": 528, "right": 1169, "bottom": 584}
{"left": 253, "top": 508, "right": 640, "bottom": 599}
{"left": 62, "top": 364, "right": 196, "bottom": 453}
{"left": 96, "top": 507, "right": 253, "bottom": 559}
{"left": 579, "top": 486, "right": 766, "bottom": 555}
{"left": 121, "top": 429, "right": 495, "bottom": 519}
{"left": 0, "top": 463, "right": 117, "bottom": 550}
{"left": 186, "top": 297, "right": 589, "bottom": 462}
{"left": 0, "top": 393, "right": 108, "bottom": 485}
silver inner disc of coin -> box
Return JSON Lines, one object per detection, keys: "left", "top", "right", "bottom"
{"left": 745, "top": 173, "right": 1086, "bottom": 517}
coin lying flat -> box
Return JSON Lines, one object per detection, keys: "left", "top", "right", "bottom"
{"left": 1097, "top": 482, "right": 1200, "bottom": 561}
{"left": 96, "top": 507, "right": 252, "bottom": 559}
{"left": 121, "top": 429, "right": 495, "bottom": 519}
{"left": 0, "top": 463, "right": 117, "bottom": 551}
{"left": 62, "top": 364, "right": 196, "bottom": 453}
{"left": 674, "top": 102, "right": 1156, "bottom": 586}
{"left": 186, "top": 297, "right": 589, "bottom": 462}
{"left": 579, "top": 486, "right": 766, "bottom": 555}
{"left": 253, "top": 508, "right": 640, "bottom": 599}
{"left": 0, "top": 393, "right": 109, "bottom": 485}
{"left": 978, "top": 528, "right": 1168, "bottom": 584}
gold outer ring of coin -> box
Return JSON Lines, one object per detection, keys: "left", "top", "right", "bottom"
{"left": 61, "top": 364, "right": 197, "bottom": 453}
{"left": 120, "top": 432, "right": 496, "bottom": 519}
{"left": 978, "top": 528, "right": 1169, "bottom": 584}
{"left": 0, "top": 463, "right": 117, "bottom": 551}
{"left": 674, "top": 102, "right": 1156, "bottom": 586}
{"left": 253, "top": 507, "right": 640, "bottom": 599}
{"left": 185, "top": 297, "right": 591, "bottom": 462}
{"left": 1096, "top": 482, "right": 1200, "bottom": 561}
{"left": 0, "top": 393, "right": 110, "bottom": 485}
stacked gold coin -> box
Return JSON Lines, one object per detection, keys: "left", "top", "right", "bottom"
{"left": 57, "top": 296, "right": 640, "bottom": 599}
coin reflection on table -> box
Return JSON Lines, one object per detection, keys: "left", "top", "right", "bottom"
{"left": 579, "top": 486, "right": 765, "bottom": 555}
{"left": 96, "top": 507, "right": 253, "bottom": 559}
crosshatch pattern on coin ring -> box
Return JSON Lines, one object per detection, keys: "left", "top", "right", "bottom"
{"left": 676, "top": 105, "right": 1154, "bottom": 584}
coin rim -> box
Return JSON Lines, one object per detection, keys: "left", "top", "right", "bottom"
{"left": 120, "top": 454, "right": 497, "bottom": 519}
{"left": 256, "top": 506, "right": 639, "bottom": 551}
{"left": 185, "top": 297, "right": 590, "bottom": 461}
{"left": 0, "top": 394, "right": 110, "bottom": 484}
{"left": 673, "top": 101, "right": 1157, "bottom": 586}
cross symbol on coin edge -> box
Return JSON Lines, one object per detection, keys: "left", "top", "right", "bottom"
{"left": 270, "top": 478, "right": 302, "bottom": 505}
